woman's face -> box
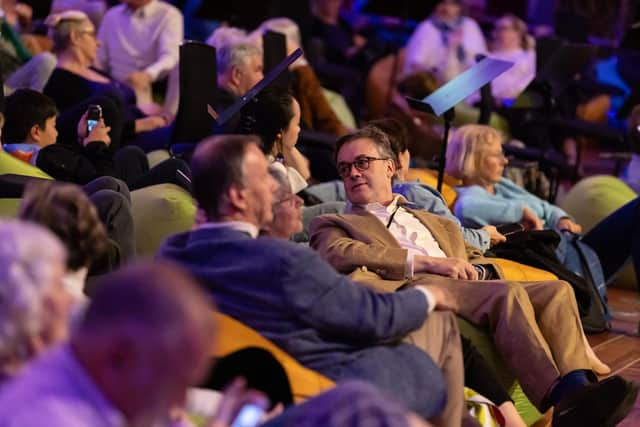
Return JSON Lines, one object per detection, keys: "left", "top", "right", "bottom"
{"left": 39, "top": 261, "right": 73, "bottom": 349}
{"left": 477, "top": 138, "right": 508, "bottom": 185}
{"left": 265, "top": 186, "right": 304, "bottom": 239}
{"left": 74, "top": 20, "right": 99, "bottom": 64}
{"left": 281, "top": 98, "right": 301, "bottom": 150}
{"left": 492, "top": 19, "right": 521, "bottom": 51}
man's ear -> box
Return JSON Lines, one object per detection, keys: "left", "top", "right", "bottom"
{"left": 386, "top": 159, "right": 396, "bottom": 179}
{"left": 230, "top": 65, "right": 243, "bottom": 88}
{"left": 226, "top": 183, "right": 247, "bottom": 213}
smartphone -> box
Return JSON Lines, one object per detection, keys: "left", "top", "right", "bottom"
{"left": 229, "top": 403, "right": 266, "bottom": 427}
{"left": 87, "top": 104, "right": 102, "bottom": 132}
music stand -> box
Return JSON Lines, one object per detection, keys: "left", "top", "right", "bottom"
{"left": 406, "top": 57, "right": 513, "bottom": 192}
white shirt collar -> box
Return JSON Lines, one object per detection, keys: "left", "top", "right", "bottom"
{"left": 126, "top": 0, "right": 156, "bottom": 17}
{"left": 345, "top": 194, "right": 402, "bottom": 215}
{"left": 197, "top": 221, "right": 260, "bottom": 238}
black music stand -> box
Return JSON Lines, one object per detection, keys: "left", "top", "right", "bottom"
{"left": 406, "top": 57, "right": 513, "bottom": 192}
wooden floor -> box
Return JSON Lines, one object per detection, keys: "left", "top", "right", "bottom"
{"left": 531, "top": 287, "right": 640, "bottom": 427}
{"left": 587, "top": 288, "right": 640, "bottom": 427}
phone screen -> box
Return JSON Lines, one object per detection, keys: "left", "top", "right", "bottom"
{"left": 229, "top": 403, "right": 265, "bottom": 427}
{"left": 87, "top": 105, "right": 102, "bottom": 132}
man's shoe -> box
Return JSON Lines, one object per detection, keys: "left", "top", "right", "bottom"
{"left": 552, "top": 375, "right": 639, "bottom": 427}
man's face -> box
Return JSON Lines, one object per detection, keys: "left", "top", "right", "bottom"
{"left": 337, "top": 138, "right": 395, "bottom": 206}
{"left": 435, "top": 0, "right": 462, "bottom": 23}
{"left": 36, "top": 116, "right": 59, "bottom": 147}
{"left": 237, "top": 54, "right": 264, "bottom": 95}
{"left": 238, "top": 144, "right": 278, "bottom": 227}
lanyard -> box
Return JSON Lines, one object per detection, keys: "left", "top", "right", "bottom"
{"left": 386, "top": 205, "right": 401, "bottom": 229}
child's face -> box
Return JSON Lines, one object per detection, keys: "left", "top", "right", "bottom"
{"left": 37, "top": 116, "right": 59, "bottom": 147}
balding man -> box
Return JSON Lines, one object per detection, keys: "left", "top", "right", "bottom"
{"left": 158, "top": 134, "right": 466, "bottom": 427}
{"left": 0, "top": 262, "right": 215, "bottom": 427}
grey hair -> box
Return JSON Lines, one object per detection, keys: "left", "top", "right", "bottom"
{"left": 268, "top": 162, "right": 293, "bottom": 201}
{"left": 210, "top": 29, "right": 263, "bottom": 76}
{"left": 45, "top": 10, "right": 91, "bottom": 53}
{"left": 0, "top": 220, "right": 66, "bottom": 362}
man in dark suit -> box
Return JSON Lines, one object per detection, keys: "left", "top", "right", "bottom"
{"left": 309, "top": 125, "right": 639, "bottom": 427}
{"left": 158, "top": 134, "right": 465, "bottom": 427}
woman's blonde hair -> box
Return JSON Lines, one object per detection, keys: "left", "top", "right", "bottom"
{"left": 45, "top": 10, "right": 91, "bottom": 53}
{"left": 493, "top": 14, "right": 535, "bottom": 51}
{"left": 445, "top": 124, "right": 504, "bottom": 181}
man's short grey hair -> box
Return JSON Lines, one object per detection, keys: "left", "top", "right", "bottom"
{"left": 209, "top": 28, "right": 263, "bottom": 76}
{"left": 0, "top": 220, "right": 66, "bottom": 362}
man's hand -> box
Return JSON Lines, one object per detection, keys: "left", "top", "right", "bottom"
{"left": 126, "top": 71, "right": 152, "bottom": 92}
{"left": 521, "top": 206, "right": 543, "bottom": 230}
{"left": 557, "top": 217, "right": 582, "bottom": 234}
{"left": 418, "top": 285, "right": 458, "bottom": 312}
{"left": 415, "top": 256, "right": 478, "bottom": 280}
{"left": 482, "top": 225, "right": 507, "bottom": 246}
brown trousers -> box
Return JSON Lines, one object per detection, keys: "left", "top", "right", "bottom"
{"left": 404, "top": 310, "right": 465, "bottom": 427}
{"left": 414, "top": 276, "right": 592, "bottom": 409}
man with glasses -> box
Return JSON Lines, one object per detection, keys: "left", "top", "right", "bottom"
{"left": 309, "top": 126, "right": 639, "bottom": 427}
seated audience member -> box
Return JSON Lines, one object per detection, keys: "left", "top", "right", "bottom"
{"left": 240, "top": 88, "right": 310, "bottom": 182}
{"left": 308, "top": 0, "right": 370, "bottom": 117}
{"left": 263, "top": 161, "right": 524, "bottom": 427}
{"left": 308, "top": 126, "right": 639, "bottom": 427}
{"left": 446, "top": 124, "right": 640, "bottom": 291}
{"left": 404, "top": 0, "right": 487, "bottom": 84}
{"left": 486, "top": 14, "right": 535, "bottom": 104}
{"left": 2, "top": 89, "right": 190, "bottom": 191}
{"left": 0, "top": 261, "right": 215, "bottom": 426}
{"left": 256, "top": 17, "right": 349, "bottom": 137}
{"left": 0, "top": 220, "right": 73, "bottom": 386}
{"left": 208, "top": 28, "right": 264, "bottom": 133}
{"left": 158, "top": 134, "right": 467, "bottom": 426}
{"left": 623, "top": 105, "right": 640, "bottom": 193}
{"left": 18, "top": 181, "right": 110, "bottom": 298}
{"left": 95, "top": 0, "right": 182, "bottom": 115}
{"left": 43, "top": 10, "right": 169, "bottom": 152}
{"left": 307, "top": 118, "right": 504, "bottom": 252}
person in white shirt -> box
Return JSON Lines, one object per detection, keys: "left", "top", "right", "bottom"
{"left": 95, "top": 0, "right": 183, "bottom": 115}
{"left": 487, "top": 14, "right": 536, "bottom": 104}
{"left": 403, "top": 0, "right": 487, "bottom": 84}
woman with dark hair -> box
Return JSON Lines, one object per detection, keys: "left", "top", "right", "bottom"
{"left": 240, "top": 88, "right": 310, "bottom": 187}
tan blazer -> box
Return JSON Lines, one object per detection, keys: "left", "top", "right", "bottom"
{"left": 309, "top": 200, "right": 503, "bottom": 292}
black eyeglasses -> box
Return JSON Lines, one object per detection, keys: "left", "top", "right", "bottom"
{"left": 336, "top": 156, "right": 390, "bottom": 179}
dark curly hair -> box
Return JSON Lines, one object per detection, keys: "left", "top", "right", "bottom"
{"left": 239, "top": 88, "right": 296, "bottom": 155}
{"left": 19, "top": 181, "right": 108, "bottom": 271}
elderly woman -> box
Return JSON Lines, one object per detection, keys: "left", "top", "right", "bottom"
{"left": 42, "top": 10, "right": 168, "bottom": 151}
{"left": 0, "top": 220, "right": 73, "bottom": 385}
{"left": 446, "top": 124, "right": 640, "bottom": 292}
{"left": 487, "top": 15, "right": 536, "bottom": 104}
{"left": 18, "top": 181, "right": 109, "bottom": 299}
{"left": 261, "top": 162, "right": 305, "bottom": 240}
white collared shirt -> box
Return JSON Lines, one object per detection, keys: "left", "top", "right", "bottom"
{"left": 96, "top": 0, "right": 183, "bottom": 82}
{"left": 197, "top": 220, "right": 259, "bottom": 238}
{"left": 350, "top": 195, "right": 447, "bottom": 278}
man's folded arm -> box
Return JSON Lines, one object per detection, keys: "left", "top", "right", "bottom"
{"left": 281, "top": 247, "right": 430, "bottom": 344}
